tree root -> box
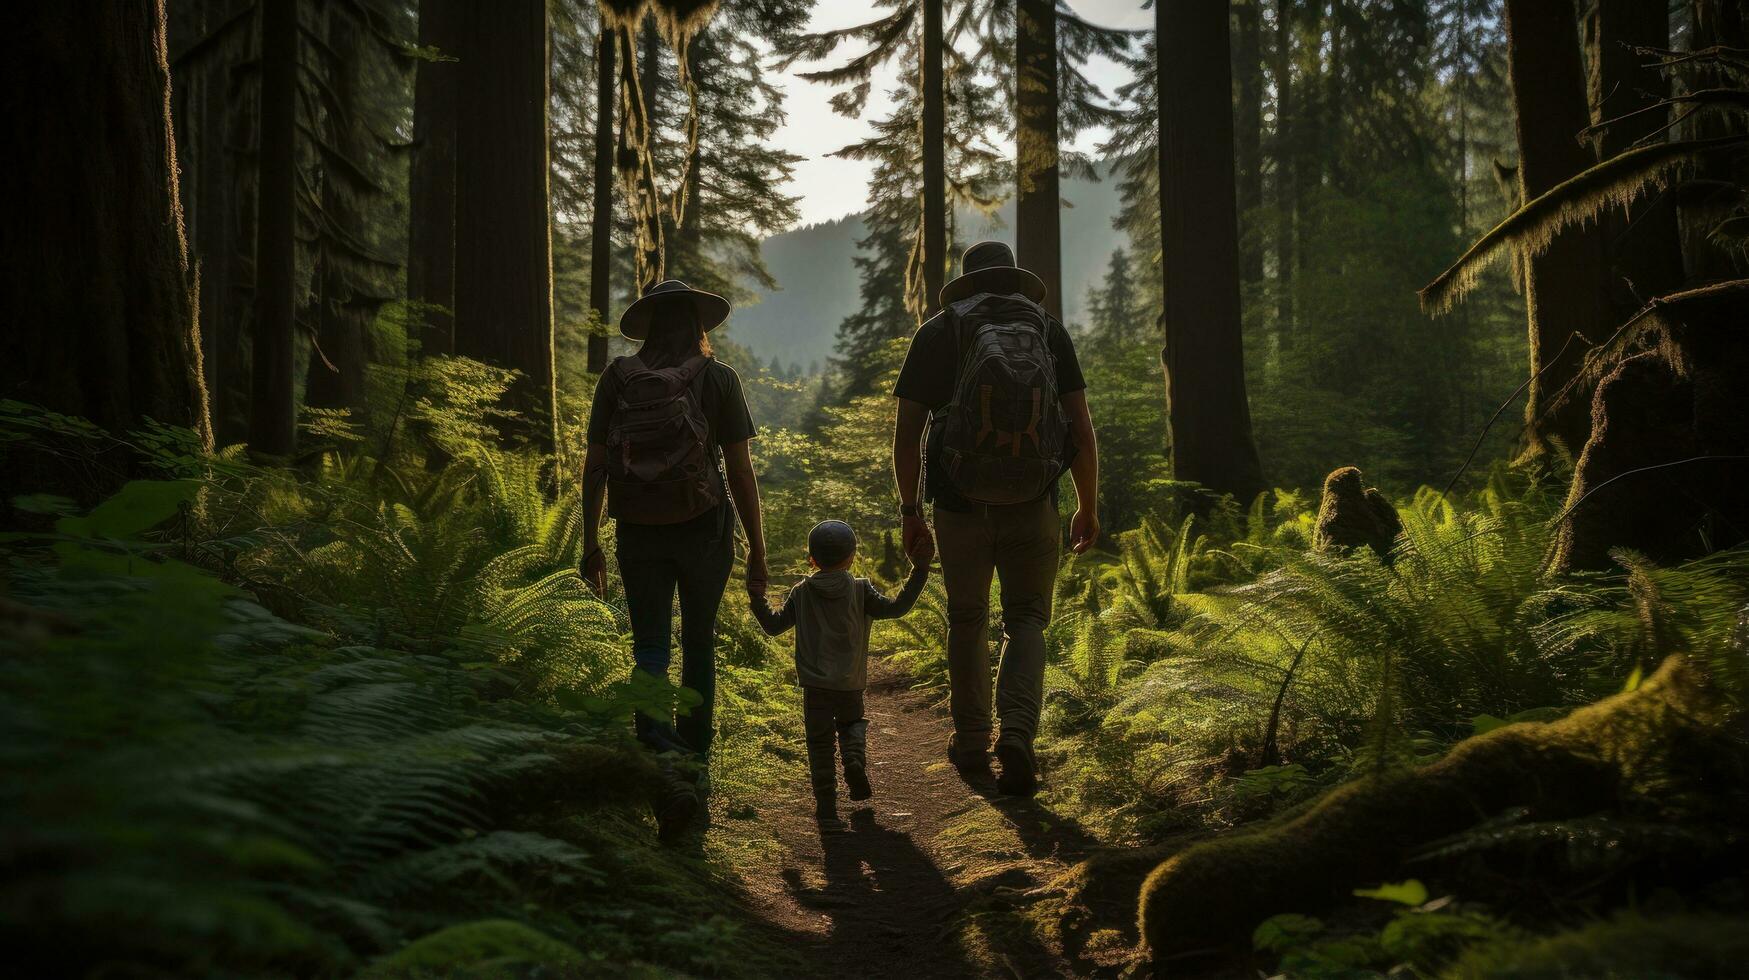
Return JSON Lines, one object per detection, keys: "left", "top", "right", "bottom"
{"left": 1138, "top": 651, "right": 1745, "bottom": 966}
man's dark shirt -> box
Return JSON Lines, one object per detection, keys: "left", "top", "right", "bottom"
{"left": 892, "top": 295, "right": 1086, "bottom": 512}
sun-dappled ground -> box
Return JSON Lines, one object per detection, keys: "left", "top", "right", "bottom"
{"left": 720, "top": 659, "right": 1151, "bottom": 979}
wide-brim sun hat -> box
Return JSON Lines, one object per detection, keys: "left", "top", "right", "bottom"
{"left": 619, "top": 278, "right": 732, "bottom": 341}
{"left": 939, "top": 240, "right": 1048, "bottom": 308}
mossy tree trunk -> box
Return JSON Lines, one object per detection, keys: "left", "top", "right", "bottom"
{"left": 409, "top": 0, "right": 462, "bottom": 357}
{"left": 1503, "top": 0, "right": 1612, "bottom": 458}
{"left": 1, "top": 0, "right": 210, "bottom": 445}
{"left": 1155, "top": 0, "right": 1267, "bottom": 503}
{"left": 1588, "top": 0, "right": 1686, "bottom": 312}
{"left": 1015, "top": 0, "right": 1062, "bottom": 320}
{"left": 170, "top": 0, "right": 250, "bottom": 446}
{"left": 452, "top": 0, "right": 556, "bottom": 451}
{"left": 587, "top": 20, "right": 616, "bottom": 374}
{"left": 920, "top": 0, "right": 948, "bottom": 319}
{"left": 251, "top": 0, "right": 299, "bottom": 456}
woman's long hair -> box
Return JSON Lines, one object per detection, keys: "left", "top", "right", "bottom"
{"left": 637, "top": 296, "right": 712, "bottom": 369}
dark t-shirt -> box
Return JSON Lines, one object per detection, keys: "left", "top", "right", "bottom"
{"left": 588, "top": 356, "right": 756, "bottom": 522}
{"left": 892, "top": 298, "right": 1087, "bottom": 512}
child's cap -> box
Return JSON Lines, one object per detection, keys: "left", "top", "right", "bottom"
{"left": 807, "top": 520, "right": 857, "bottom": 567}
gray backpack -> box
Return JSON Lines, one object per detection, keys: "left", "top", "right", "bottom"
{"left": 933, "top": 294, "right": 1067, "bottom": 504}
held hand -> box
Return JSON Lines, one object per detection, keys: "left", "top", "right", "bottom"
{"left": 745, "top": 551, "right": 769, "bottom": 596}
{"left": 907, "top": 531, "right": 935, "bottom": 565}
{"left": 581, "top": 546, "right": 607, "bottom": 595}
{"left": 1069, "top": 508, "right": 1101, "bottom": 555}
{"left": 901, "top": 513, "right": 933, "bottom": 557}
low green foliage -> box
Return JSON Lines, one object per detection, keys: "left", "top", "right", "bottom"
{"left": 0, "top": 396, "right": 797, "bottom": 977}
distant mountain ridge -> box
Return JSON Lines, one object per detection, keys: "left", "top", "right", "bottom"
{"left": 723, "top": 164, "right": 1130, "bottom": 368}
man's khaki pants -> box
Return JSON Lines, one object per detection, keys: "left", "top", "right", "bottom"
{"left": 933, "top": 495, "right": 1059, "bottom": 755}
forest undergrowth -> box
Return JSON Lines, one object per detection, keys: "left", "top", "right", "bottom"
{"left": 4, "top": 354, "right": 1748, "bottom": 977}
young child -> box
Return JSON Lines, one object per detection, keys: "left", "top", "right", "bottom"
{"left": 749, "top": 520, "right": 932, "bottom": 823}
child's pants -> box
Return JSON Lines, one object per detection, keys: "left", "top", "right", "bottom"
{"left": 802, "top": 686, "right": 867, "bottom": 801}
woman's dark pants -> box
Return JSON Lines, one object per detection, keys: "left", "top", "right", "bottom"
{"left": 616, "top": 506, "right": 733, "bottom": 758}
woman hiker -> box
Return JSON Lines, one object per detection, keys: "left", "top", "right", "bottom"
{"left": 580, "top": 279, "right": 769, "bottom": 841}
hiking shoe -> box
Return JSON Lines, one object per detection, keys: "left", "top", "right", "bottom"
{"left": 814, "top": 796, "right": 840, "bottom": 824}
{"left": 945, "top": 734, "right": 990, "bottom": 773}
{"left": 844, "top": 764, "right": 872, "bottom": 801}
{"left": 995, "top": 742, "right": 1038, "bottom": 798}
{"left": 655, "top": 783, "right": 701, "bottom": 844}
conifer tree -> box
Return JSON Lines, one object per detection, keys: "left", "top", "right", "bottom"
{"left": 1156, "top": 0, "right": 1265, "bottom": 501}
{"left": 3, "top": 0, "right": 210, "bottom": 448}
{"left": 780, "top": 1, "right": 1006, "bottom": 400}
{"left": 410, "top": 0, "right": 463, "bottom": 358}
{"left": 452, "top": 0, "right": 557, "bottom": 449}
{"left": 1502, "top": 0, "right": 1611, "bottom": 457}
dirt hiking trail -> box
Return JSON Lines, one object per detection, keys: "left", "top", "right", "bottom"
{"left": 723, "top": 660, "right": 1165, "bottom": 979}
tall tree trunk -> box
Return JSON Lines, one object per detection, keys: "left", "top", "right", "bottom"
{"left": 251, "top": 0, "right": 298, "bottom": 456}
{"left": 1589, "top": 0, "right": 1686, "bottom": 311}
{"left": 305, "top": 8, "right": 367, "bottom": 413}
{"left": 1679, "top": 0, "right": 1747, "bottom": 283}
{"left": 1272, "top": 0, "right": 1295, "bottom": 345}
{"left": 453, "top": 0, "right": 556, "bottom": 450}
{"left": 679, "top": 37, "right": 703, "bottom": 257}
{"left": 1503, "top": 0, "right": 1613, "bottom": 457}
{"left": 920, "top": 0, "right": 948, "bottom": 319}
{"left": 1015, "top": 0, "right": 1063, "bottom": 319}
{"left": 409, "top": 0, "right": 461, "bottom": 357}
{"left": 1157, "top": 0, "right": 1266, "bottom": 502}
{"left": 172, "top": 0, "right": 248, "bottom": 446}
{"left": 1, "top": 0, "right": 210, "bottom": 446}
{"left": 1234, "top": 0, "right": 1264, "bottom": 288}
{"left": 588, "top": 20, "right": 616, "bottom": 374}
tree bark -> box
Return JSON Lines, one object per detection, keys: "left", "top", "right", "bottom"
{"left": 920, "top": 0, "right": 948, "bottom": 319}
{"left": 1015, "top": 0, "right": 1063, "bottom": 319}
{"left": 1678, "top": 0, "right": 1748, "bottom": 283}
{"left": 1234, "top": 0, "right": 1265, "bottom": 288}
{"left": 1156, "top": 0, "right": 1267, "bottom": 502}
{"left": 410, "top": 0, "right": 462, "bottom": 357}
{"left": 251, "top": 0, "right": 298, "bottom": 456}
{"left": 1, "top": 0, "right": 210, "bottom": 445}
{"left": 588, "top": 20, "right": 616, "bottom": 374}
{"left": 453, "top": 0, "right": 556, "bottom": 450}
{"left": 305, "top": 8, "right": 367, "bottom": 413}
{"left": 1503, "top": 0, "right": 1612, "bottom": 457}
{"left": 1588, "top": 0, "right": 1686, "bottom": 311}
{"left": 1272, "top": 0, "right": 1295, "bottom": 343}
{"left": 171, "top": 0, "right": 248, "bottom": 446}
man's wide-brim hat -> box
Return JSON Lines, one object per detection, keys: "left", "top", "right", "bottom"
{"left": 939, "top": 240, "right": 1047, "bottom": 308}
{"left": 619, "top": 278, "right": 732, "bottom": 341}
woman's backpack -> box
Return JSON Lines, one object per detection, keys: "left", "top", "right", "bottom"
{"left": 932, "top": 294, "right": 1068, "bottom": 504}
{"left": 604, "top": 354, "right": 722, "bottom": 524}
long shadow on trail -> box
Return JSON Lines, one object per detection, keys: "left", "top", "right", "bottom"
{"left": 781, "top": 808, "right": 976, "bottom": 978}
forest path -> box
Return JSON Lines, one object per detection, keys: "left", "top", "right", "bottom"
{"left": 727, "top": 660, "right": 1143, "bottom": 979}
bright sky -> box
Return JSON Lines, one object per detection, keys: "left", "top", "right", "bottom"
{"left": 770, "top": 1, "right": 1154, "bottom": 228}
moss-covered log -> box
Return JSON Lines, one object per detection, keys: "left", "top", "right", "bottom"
{"left": 1138, "top": 646, "right": 1746, "bottom": 965}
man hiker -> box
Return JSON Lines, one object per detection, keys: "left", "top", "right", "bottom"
{"left": 892, "top": 240, "right": 1100, "bottom": 796}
